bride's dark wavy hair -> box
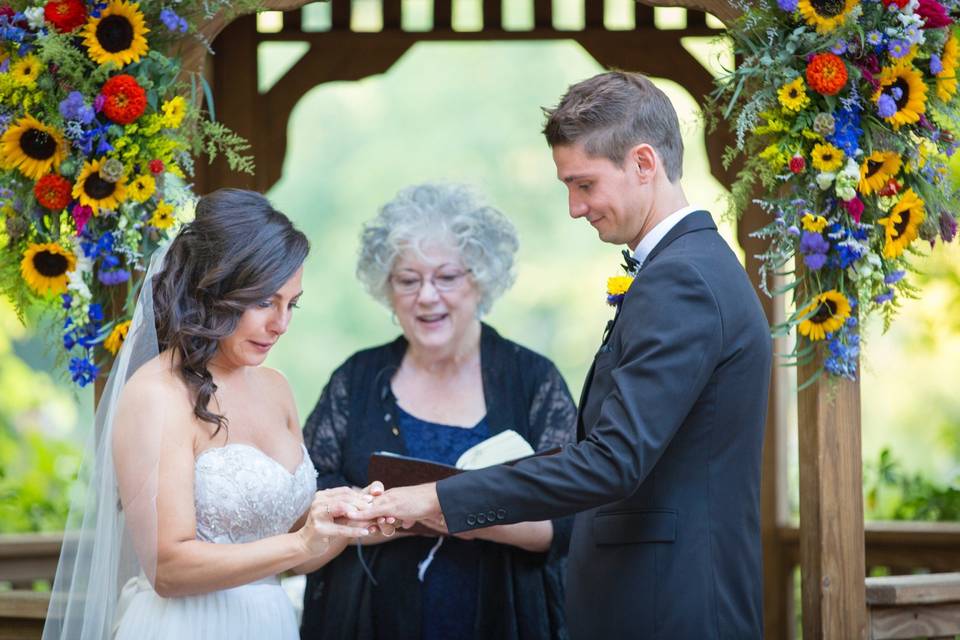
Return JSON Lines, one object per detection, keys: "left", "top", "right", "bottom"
{"left": 153, "top": 188, "right": 309, "bottom": 436}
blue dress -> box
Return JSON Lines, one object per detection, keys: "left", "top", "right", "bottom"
{"left": 396, "top": 405, "right": 489, "bottom": 640}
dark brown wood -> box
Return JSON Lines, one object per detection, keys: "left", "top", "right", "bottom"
{"left": 798, "top": 350, "right": 867, "bottom": 639}
{"left": 866, "top": 573, "right": 960, "bottom": 606}
{"left": 383, "top": 0, "right": 402, "bottom": 29}
{"left": 434, "top": 0, "right": 452, "bottom": 29}
{"left": 636, "top": 3, "right": 655, "bottom": 26}
{"left": 484, "top": 0, "right": 502, "bottom": 30}
{"left": 585, "top": 0, "right": 605, "bottom": 28}
{"left": 331, "top": 0, "right": 351, "bottom": 31}
{"left": 0, "top": 591, "right": 49, "bottom": 640}
{"left": 687, "top": 9, "right": 707, "bottom": 27}
{"left": 868, "top": 603, "right": 960, "bottom": 640}
{"left": 533, "top": 0, "right": 552, "bottom": 28}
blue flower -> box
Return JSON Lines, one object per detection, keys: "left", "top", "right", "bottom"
{"left": 884, "top": 270, "right": 905, "bottom": 284}
{"left": 888, "top": 39, "right": 911, "bottom": 58}
{"left": 930, "top": 53, "right": 944, "bottom": 75}
{"left": 777, "top": 0, "right": 798, "bottom": 11}
{"left": 800, "top": 231, "right": 830, "bottom": 270}
{"left": 867, "top": 30, "right": 884, "bottom": 46}
{"left": 59, "top": 91, "right": 95, "bottom": 125}
{"left": 88, "top": 303, "right": 104, "bottom": 323}
{"left": 874, "top": 289, "right": 895, "bottom": 304}
{"left": 99, "top": 269, "right": 130, "bottom": 286}
{"left": 69, "top": 356, "right": 98, "bottom": 386}
{"left": 62, "top": 293, "right": 72, "bottom": 310}
{"left": 828, "top": 105, "right": 862, "bottom": 158}
{"left": 160, "top": 8, "right": 188, "bottom": 33}
{"left": 877, "top": 94, "right": 898, "bottom": 118}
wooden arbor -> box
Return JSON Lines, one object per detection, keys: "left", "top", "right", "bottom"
{"left": 183, "top": 1, "right": 858, "bottom": 638}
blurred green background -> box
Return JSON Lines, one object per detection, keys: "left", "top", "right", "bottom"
{"left": 2, "top": 7, "right": 958, "bottom": 534}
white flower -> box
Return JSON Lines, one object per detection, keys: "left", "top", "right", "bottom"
{"left": 842, "top": 158, "right": 860, "bottom": 179}
{"left": 837, "top": 184, "right": 857, "bottom": 201}
{"left": 67, "top": 270, "right": 92, "bottom": 299}
{"left": 24, "top": 6, "right": 45, "bottom": 29}
{"left": 817, "top": 172, "right": 836, "bottom": 190}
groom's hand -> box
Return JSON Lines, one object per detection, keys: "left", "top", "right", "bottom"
{"left": 349, "top": 482, "right": 442, "bottom": 530}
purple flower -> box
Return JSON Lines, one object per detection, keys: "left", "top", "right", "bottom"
{"left": 867, "top": 30, "right": 884, "bottom": 46}
{"left": 61, "top": 293, "right": 72, "bottom": 310}
{"left": 787, "top": 225, "right": 801, "bottom": 236}
{"left": 931, "top": 53, "right": 943, "bottom": 75}
{"left": 874, "top": 289, "right": 895, "bottom": 304}
{"left": 98, "top": 269, "right": 130, "bottom": 286}
{"left": 831, "top": 40, "right": 848, "bottom": 55}
{"left": 93, "top": 94, "right": 105, "bottom": 113}
{"left": 800, "top": 231, "right": 830, "bottom": 270}
{"left": 777, "top": 0, "right": 798, "bottom": 11}
{"left": 160, "top": 8, "right": 188, "bottom": 33}
{"left": 888, "top": 39, "right": 911, "bottom": 58}
{"left": 59, "top": 91, "right": 95, "bottom": 125}
{"left": 877, "top": 94, "right": 898, "bottom": 118}
{"left": 940, "top": 211, "right": 958, "bottom": 242}
{"left": 884, "top": 270, "right": 906, "bottom": 284}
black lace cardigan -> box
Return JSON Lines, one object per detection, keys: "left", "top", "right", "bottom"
{"left": 300, "top": 323, "right": 576, "bottom": 640}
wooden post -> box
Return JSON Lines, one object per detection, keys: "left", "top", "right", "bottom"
{"left": 798, "top": 349, "right": 867, "bottom": 639}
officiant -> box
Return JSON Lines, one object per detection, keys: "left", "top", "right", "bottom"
{"left": 300, "top": 183, "right": 576, "bottom": 640}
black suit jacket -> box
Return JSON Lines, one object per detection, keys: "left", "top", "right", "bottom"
{"left": 437, "top": 212, "right": 771, "bottom": 639}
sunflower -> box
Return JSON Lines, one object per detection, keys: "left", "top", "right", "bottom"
{"left": 811, "top": 142, "right": 845, "bottom": 172}
{"left": 798, "top": 0, "right": 859, "bottom": 33}
{"left": 778, "top": 77, "right": 810, "bottom": 112}
{"left": 104, "top": 320, "right": 130, "bottom": 355}
{"left": 9, "top": 54, "right": 41, "bottom": 87}
{"left": 0, "top": 115, "right": 67, "bottom": 180}
{"left": 937, "top": 33, "right": 958, "bottom": 102}
{"left": 128, "top": 174, "right": 155, "bottom": 203}
{"left": 798, "top": 290, "right": 851, "bottom": 341}
{"left": 859, "top": 151, "right": 902, "bottom": 195}
{"left": 150, "top": 200, "right": 175, "bottom": 229}
{"left": 73, "top": 158, "right": 128, "bottom": 214}
{"left": 21, "top": 242, "right": 76, "bottom": 296}
{"left": 875, "top": 64, "right": 927, "bottom": 129}
{"left": 82, "top": 0, "right": 149, "bottom": 67}
{"left": 877, "top": 188, "right": 925, "bottom": 258}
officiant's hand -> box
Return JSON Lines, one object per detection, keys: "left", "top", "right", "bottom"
{"left": 352, "top": 482, "right": 441, "bottom": 531}
{"left": 298, "top": 488, "right": 376, "bottom": 555}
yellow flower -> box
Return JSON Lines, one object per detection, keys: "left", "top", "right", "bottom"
{"left": 606, "top": 275, "right": 633, "bottom": 297}
{"left": 161, "top": 96, "right": 186, "bottom": 128}
{"left": 801, "top": 213, "right": 828, "bottom": 232}
{"left": 797, "top": 0, "right": 859, "bottom": 34}
{"left": 82, "top": 0, "right": 149, "bottom": 67}
{"left": 73, "top": 158, "right": 128, "bottom": 214}
{"left": 877, "top": 188, "right": 925, "bottom": 258}
{"left": 937, "top": 33, "right": 958, "bottom": 101}
{"left": 128, "top": 174, "right": 155, "bottom": 203}
{"left": 755, "top": 111, "right": 788, "bottom": 135}
{"left": 874, "top": 64, "right": 927, "bottom": 129}
{"left": 859, "top": 151, "right": 901, "bottom": 196}
{"left": 9, "top": 54, "right": 41, "bottom": 87}
{"left": 759, "top": 144, "right": 788, "bottom": 170}
{"left": 21, "top": 242, "right": 76, "bottom": 296}
{"left": 150, "top": 200, "right": 175, "bottom": 229}
{"left": 798, "top": 290, "right": 851, "bottom": 341}
{"left": 104, "top": 320, "right": 131, "bottom": 355}
{"left": 811, "top": 142, "right": 844, "bottom": 172}
{"left": 778, "top": 77, "right": 810, "bottom": 112}
{"left": 0, "top": 115, "right": 67, "bottom": 180}
{"left": 801, "top": 129, "right": 824, "bottom": 140}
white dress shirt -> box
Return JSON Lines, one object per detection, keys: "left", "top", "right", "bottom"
{"left": 632, "top": 204, "right": 702, "bottom": 268}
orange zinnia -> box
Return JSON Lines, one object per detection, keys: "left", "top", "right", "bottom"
{"left": 34, "top": 174, "right": 72, "bottom": 210}
{"left": 806, "top": 53, "right": 848, "bottom": 96}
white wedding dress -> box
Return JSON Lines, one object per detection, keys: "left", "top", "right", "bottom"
{"left": 113, "top": 442, "right": 317, "bottom": 640}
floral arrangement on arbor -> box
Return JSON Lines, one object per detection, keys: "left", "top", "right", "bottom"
{"left": 0, "top": 0, "right": 254, "bottom": 386}
{"left": 716, "top": 0, "right": 960, "bottom": 380}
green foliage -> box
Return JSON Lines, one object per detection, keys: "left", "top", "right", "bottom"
{"left": 0, "top": 428, "right": 80, "bottom": 533}
{"left": 198, "top": 119, "right": 255, "bottom": 175}
{"left": 864, "top": 448, "right": 960, "bottom": 521}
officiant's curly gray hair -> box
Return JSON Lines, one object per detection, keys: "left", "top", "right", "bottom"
{"left": 357, "top": 183, "right": 518, "bottom": 316}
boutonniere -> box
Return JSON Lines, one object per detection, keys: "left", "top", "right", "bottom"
{"left": 606, "top": 249, "right": 639, "bottom": 306}
{"left": 606, "top": 275, "right": 634, "bottom": 306}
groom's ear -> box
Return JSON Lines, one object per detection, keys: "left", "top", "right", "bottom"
{"left": 629, "top": 144, "right": 659, "bottom": 183}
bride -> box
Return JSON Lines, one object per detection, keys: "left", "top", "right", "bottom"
{"left": 43, "top": 189, "right": 386, "bottom": 640}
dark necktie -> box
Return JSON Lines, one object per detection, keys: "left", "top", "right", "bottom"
{"left": 621, "top": 249, "right": 640, "bottom": 274}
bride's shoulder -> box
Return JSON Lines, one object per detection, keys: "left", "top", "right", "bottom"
{"left": 115, "top": 352, "right": 193, "bottom": 425}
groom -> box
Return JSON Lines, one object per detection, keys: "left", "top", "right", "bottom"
{"left": 360, "top": 71, "right": 771, "bottom": 639}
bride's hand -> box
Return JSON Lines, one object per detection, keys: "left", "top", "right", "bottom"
{"left": 297, "top": 488, "right": 375, "bottom": 555}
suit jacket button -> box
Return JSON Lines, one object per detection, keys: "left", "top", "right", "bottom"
{"left": 466, "top": 514, "right": 476, "bottom": 526}
{"left": 496, "top": 509, "right": 506, "bottom": 520}
{"left": 391, "top": 426, "right": 400, "bottom": 436}
{"left": 477, "top": 513, "right": 487, "bottom": 524}
{"left": 486, "top": 510, "right": 496, "bottom": 521}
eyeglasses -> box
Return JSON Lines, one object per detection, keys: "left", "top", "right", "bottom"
{"left": 389, "top": 269, "right": 472, "bottom": 295}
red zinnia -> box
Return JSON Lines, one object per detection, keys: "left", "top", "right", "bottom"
{"left": 789, "top": 155, "right": 806, "bottom": 174}
{"left": 806, "top": 53, "right": 848, "bottom": 96}
{"left": 43, "top": 0, "right": 87, "bottom": 33}
{"left": 34, "top": 174, "right": 72, "bottom": 211}
{"left": 149, "top": 159, "right": 164, "bottom": 174}
{"left": 101, "top": 75, "right": 147, "bottom": 125}
{"left": 882, "top": 0, "right": 910, "bottom": 7}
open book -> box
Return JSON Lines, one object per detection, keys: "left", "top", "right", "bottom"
{"left": 367, "top": 430, "right": 560, "bottom": 535}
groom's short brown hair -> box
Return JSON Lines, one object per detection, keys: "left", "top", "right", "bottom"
{"left": 542, "top": 71, "right": 684, "bottom": 182}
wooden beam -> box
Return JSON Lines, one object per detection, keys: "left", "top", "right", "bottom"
{"left": 798, "top": 350, "right": 867, "bottom": 639}
{"left": 483, "top": 0, "right": 502, "bottom": 30}
{"left": 383, "top": 0, "right": 402, "bottom": 29}
{"left": 434, "top": 0, "right": 452, "bottom": 29}
{"left": 868, "top": 604, "right": 960, "bottom": 640}
{"left": 637, "top": 0, "right": 739, "bottom": 24}
{"left": 586, "top": 0, "right": 605, "bottom": 28}
{"left": 533, "top": 0, "right": 551, "bottom": 28}
{"left": 331, "top": 0, "right": 351, "bottom": 30}
{"left": 867, "top": 573, "right": 960, "bottom": 606}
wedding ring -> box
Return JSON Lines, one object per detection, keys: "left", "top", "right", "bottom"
{"left": 381, "top": 524, "right": 397, "bottom": 538}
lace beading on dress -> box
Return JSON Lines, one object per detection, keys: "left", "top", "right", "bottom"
{"left": 193, "top": 443, "right": 317, "bottom": 544}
